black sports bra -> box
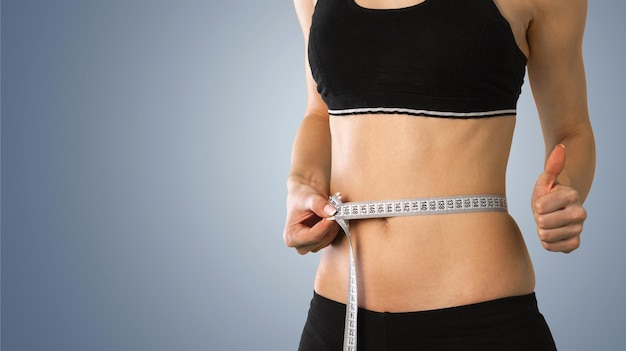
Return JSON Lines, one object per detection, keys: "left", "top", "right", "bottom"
{"left": 308, "top": 0, "right": 527, "bottom": 118}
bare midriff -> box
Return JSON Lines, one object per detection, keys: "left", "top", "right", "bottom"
{"left": 314, "top": 114, "right": 535, "bottom": 312}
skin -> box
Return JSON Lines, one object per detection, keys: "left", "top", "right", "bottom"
{"left": 284, "top": 0, "right": 595, "bottom": 312}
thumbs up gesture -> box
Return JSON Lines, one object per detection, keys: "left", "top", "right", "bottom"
{"left": 531, "top": 144, "right": 587, "bottom": 253}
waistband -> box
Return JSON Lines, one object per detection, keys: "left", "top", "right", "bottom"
{"left": 302, "top": 291, "right": 556, "bottom": 351}
{"left": 311, "top": 290, "right": 540, "bottom": 320}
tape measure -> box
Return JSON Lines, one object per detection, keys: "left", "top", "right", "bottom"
{"left": 328, "top": 193, "right": 508, "bottom": 351}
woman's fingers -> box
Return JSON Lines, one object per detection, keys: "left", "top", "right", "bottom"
{"left": 283, "top": 187, "right": 339, "bottom": 254}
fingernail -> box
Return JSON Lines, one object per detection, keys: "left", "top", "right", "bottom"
{"left": 556, "top": 144, "right": 566, "bottom": 150}
{"left": 324, "top": 204, "right": 337, "bottom": 216}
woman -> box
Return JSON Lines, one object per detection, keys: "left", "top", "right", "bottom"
{"left": 284, "top": 0, "right": 595, "bottom": 349}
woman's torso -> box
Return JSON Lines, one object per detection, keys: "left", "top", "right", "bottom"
{"left": 311, "top": 0, "right": 536, "bottom": 312}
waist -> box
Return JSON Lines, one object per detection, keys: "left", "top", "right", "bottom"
{"left": 315, "top": 202, "right": 535, "bottom": 312}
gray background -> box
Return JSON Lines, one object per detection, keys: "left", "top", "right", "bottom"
{"left": 1, "top": 0, "right": 624, "bottom": 350}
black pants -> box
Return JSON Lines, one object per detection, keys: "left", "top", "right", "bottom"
{"left": 299, "top": 292, "right": 557, "bottom": 351}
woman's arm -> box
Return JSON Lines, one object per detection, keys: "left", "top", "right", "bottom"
{"left": 283, "top": 0, "right": 339, "bottom": 254}
{"left": 528, "top": 0, "right": 596, "bottom": 253}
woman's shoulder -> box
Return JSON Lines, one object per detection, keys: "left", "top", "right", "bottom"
{"left": 499, "top": 0, "right": 586, "bottom": 26}
{"left": 293, "top": 0, "right": 317, "bottom": 13}
{"left": 529, "top": 0, "right": 587, "bottom": 23}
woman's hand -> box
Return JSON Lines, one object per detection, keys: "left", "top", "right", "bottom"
{"left": 531, "top": 144, "right": 587, "bottom": 253}
{"left": 283, "top": 178, "right": 340, "bottom": 255}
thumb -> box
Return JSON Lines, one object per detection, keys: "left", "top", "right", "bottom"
{"left": 307, "top": 193, "right": 337, "bottom": 218}
{"left": 537, "top": 144, "right": 566, "bottom": 191}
